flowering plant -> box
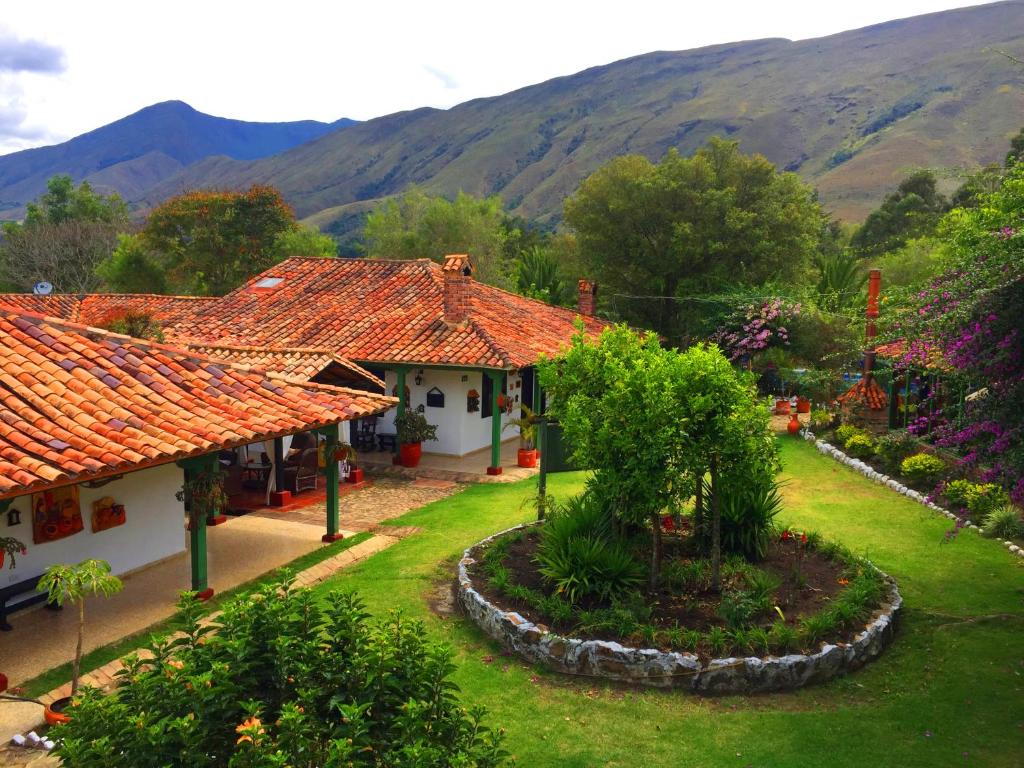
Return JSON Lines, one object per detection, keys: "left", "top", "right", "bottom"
{"left": 0, "top": 536, "right": 27, "bottom": 569}
{"left": 714, "top": 299, "right": 802, "bottom": 362}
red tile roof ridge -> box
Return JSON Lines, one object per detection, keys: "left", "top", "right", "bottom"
{"left": 185, "top": 343, "right": 385, "bottom": 389}
{"left": 264, "top": 372, "right": 398, "bottom": 403}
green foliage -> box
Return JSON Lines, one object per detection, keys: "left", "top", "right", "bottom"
{"left": 512, "top": 245, "right": 573, "bottom": 306}
{"left": 95, "top": 234, "right": 168, "bottom": 293}
{"left": 503, "top": 403, "right": 537, "bottom": 449}
{"left": 850, "top": 170, "right": 949, "bottom": 257}
{"left": 394, "top": 410, "right": 438, "bottom": 445}
{"left": 835, "top": 424, "right": 869, "bottom": 444}
{"left": 810, "top": 409, "right": 833, "bottom": 431}
{"left": 943, "top": 480, "right": 1010, "bottom": 521}
{"left": 51, "top": 583, "right": 508, "bottom": 767}
{"left": 876, "top": 430, "right": 920, "bottom": 471}
{"left": 363, "top": 187, "right": 512, "bottom": 286}
{"left": 718, "top": 588, "right": 771, "bottom": 629}
{"left": 814, "top": 251, "right": 866, "bottom": 312}
{"left": 871, "top": 236, "right": 947, "bottom": 290}
{"left": 563, "top": 137, "right": 823, "bottom": 343}
{"left": 269, "top": 225, "right": 338, "bottom": 259}
{"left": 534, "top": 493, "right": 642, "bottom": 604}
{"left": 981, "top": 505, "right": 1024, "bottom": 539}
{"left": 96, "top": 310, "right": 165, "bottom": 341}
{"left": 715, "top": 474, "right": 784, "bottom": 561}
{"left": 0, "top": 175, "right": 129, "bottom": 293}
{"left": 137, "top": 185, "right": 297, "bottom": 296}
{"left": 900, "top": 453, "right": 946, "bottom": 485}
{"left": 843, "top": 433, "right": 878, "bottom": 459}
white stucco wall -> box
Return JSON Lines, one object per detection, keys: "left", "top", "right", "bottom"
{"left": 2, "top": 463, "right": 185, "bottom": 604}
{"left": 378, "top": 368, "right": 522, "bottom": 456}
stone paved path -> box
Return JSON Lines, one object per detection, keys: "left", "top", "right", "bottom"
{"left": 250, "top": 475, "right": 460, "bottom": 531}
{"left": 0, "top": 535, "right": 398, "bottom": 766}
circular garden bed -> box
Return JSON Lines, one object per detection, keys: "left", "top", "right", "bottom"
{"left": 457, "top": 522, "right": 901, "bottom": 693}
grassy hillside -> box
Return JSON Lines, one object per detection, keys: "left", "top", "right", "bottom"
{"left": 143, "top": 1, "right": 1024, "bottom": 226}
{"left": 0, "top": 101, "right": 356, "bottom": 218}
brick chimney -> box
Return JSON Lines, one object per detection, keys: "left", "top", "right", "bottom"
{"left": 442, "top": 254, "right": 474, "bottom": 326}
{"left": 577, "top": 279, "right": 598, "bottom": 317}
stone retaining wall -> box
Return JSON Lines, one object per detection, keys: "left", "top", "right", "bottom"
{"left": 803, "top": 430, "right": 1024, "bottom": 559}
{"left": 457, "top": 525, "right": 902, "bottom": 692}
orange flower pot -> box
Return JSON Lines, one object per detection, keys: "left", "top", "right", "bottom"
{"left": 45, "top": 696, "right": 73, "bottom": 725}
{"left": 796, "top": 397, "right": 811, "bottom": 414}
{"left": 787, "top": 413, "right": 802, "bottom": 435}
{"left": 775, "top": 399, "right": 790, "bottom": 415}
{"left": 517, "top": 449, "right": 538, "bottom": 468}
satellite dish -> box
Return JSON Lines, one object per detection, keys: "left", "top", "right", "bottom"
{"left": 32, "top": 281, "right": 53, "bottom": 295}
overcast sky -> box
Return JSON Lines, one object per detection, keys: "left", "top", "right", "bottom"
{"left": 0, "top": 0, "right": 1006, "bottom": 155}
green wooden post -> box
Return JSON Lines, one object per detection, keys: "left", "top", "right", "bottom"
{"left": 394, "top": 366, "right": 407, "bottom": 456}
{"left": 487, "top": 370, "right": 505, "bottom": 475}
{"left": 531, "top": 368, "right": 543, "bottom": 458}
{"left": 319, "top": 423, "right": 343, "bottom": 542}
{"left": 177, "top": 453, "right": 218, "bottom": 599}
{"left": 537, "top": 419, "right": 548, "bottom": 520}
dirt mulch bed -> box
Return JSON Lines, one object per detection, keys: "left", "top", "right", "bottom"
{"left": 469, "top": 530, "right": 848, "bottom": 641}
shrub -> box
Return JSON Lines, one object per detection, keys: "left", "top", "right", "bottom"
{"left": 718, "top": 589, "right": 771, "bottom": 629}
{"left": 943, "top": 480, "right": 1011, "bottom": 521}
{"left": 900, "top": 453, "right": 946, "bottom": 485}
{"left": 716, "top": 475, "right": 784, "bottom": 561}
{"left": 876, "top": 430, "right": 920, "bottom": 471}
{"left": 981, "top": 505, "right": 1024, "bottom": 540}
{"left": 52, "top": 582, "right": 508, "bottom": 767}
{"left": 835, "top": 424, "right": 868, "bottom": 444}
{"left": 535, "top": 493, "right": 643, "bottom": 604}
{"left": 810, "top": 408, "right": 833, "bottom": 431}
{"left": 843, "top": 433, "right": 877, "bottom": 459}
{"left": 394, "top": 410, "right": 438, "bottom": 444}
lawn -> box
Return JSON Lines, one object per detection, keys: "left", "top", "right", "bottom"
{"left": 312, "top": 439, "right": 1023, "bottom": 767}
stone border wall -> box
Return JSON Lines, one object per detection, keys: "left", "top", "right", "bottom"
{"left": 802, "top": 430, "right": 1024, "bottom": 559}
{"left": 457, "top": 524, "right": 902, "bottom": 692}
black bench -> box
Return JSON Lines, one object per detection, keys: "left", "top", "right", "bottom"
{"left": 377, "top": 433, "right": 398, "bottom": 452}
{"left": 0, "top": 574, "right": 62, "bottom": 631}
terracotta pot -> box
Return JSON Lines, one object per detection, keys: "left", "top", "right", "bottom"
{"left": 45, "top": 695, "right": 73, "bottom": 726}
{"left": 399, "top": 442, "right": 422, "bottom": 468}
{"left": 517, "top": 448, "right": 538, "bottom": 468}
{"left": 787, "top": 413, "right": 802, "bottom": 435}
{"left": 346, "top": 467, "right": 365, "bottom": 484}
{"left": 775, "top": 399, "right": 790, "bottom": 415}
{"left": 0, "top": 672, "right": 7, "bottom": 693}
{"left": 0, "top": 552, "right": 4, "bottom": 570}
{"left": 796, "top": 397, "right": 811, "bottom": 414}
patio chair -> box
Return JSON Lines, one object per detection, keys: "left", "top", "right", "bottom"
{"left": 283, "top": 447, "right": 318, "bottom": 493}
{"left": 353, "top": 416, "right": 378, "bottom": 451}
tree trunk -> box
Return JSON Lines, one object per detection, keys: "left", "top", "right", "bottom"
{"left": 710, "top": 455, "right": 721, "bottom": 593}
{"left": 694, "top": 470, "right": 704, "bottom": 554}
{"left": 649, "top": 511, "right": 663, "bottom": 590}
{"left": 72, "top": 600, "right": 84, "bottom": 695}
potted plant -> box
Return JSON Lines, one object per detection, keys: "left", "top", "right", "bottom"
{"left": 504, "top": 404, "right": 539, "bottom": 467}
{"left": 796, "top": 396, "right": 811, "bottom": 414}
{"left": 37, "top": 558, "right": 123, "bottom": 724}
{"left": 0, "top": 536, "right": 26, "bottom": 570}
{"left": 331, "top": 441, "right": 364, "bottom": 484}
{"left": 394, "top": 411, "right": 438, "bottom": 468}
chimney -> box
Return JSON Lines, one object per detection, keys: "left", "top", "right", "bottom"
{"left": 577, "top": 279, "right": 598, "bottom": 317}
{"left": 442, "top": 254, "right": 474, "bottom": 326}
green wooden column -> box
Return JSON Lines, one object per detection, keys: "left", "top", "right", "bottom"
{"left": 394, "top": 366, "right": 408, "bottom": 456}
{"left": 487, "top": 370, "right": 506, "bottom": 475}
{"left": 177, "top": 453, "right": 219, "bottom": 600}
{"left": 318, "top": 423, "right": 343, "bottom": 542}
{"left": 531, "top": 367, "right": 543, "bottom": 457}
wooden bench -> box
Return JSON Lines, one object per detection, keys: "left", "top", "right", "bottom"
{"left": 376, "top": 433, "right": 398, "bottom": 452}
{"left": 0, "top": 574, "right": 62, "bottom": 631}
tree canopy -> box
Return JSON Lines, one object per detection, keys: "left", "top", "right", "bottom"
{"left": 0, "top": 175, "right": 129, "bottom": 293}
{"left": 850, "top": 170, "right": 949, "bottom": 257}
{"left": 563, "top": 138, "right": 823, "bottom": 344}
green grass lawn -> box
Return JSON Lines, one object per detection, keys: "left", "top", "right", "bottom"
{"left": 312, "top": 439, "right": 1023, "bottom": 767}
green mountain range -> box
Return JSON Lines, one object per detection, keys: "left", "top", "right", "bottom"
{"left": 2, "top": 2, "right": 1022, "bottom": 228}
{"left": 0, "top": 101, "right": 355, "bottom": 218}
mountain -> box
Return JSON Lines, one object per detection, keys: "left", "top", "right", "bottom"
{"left": 0, "top": 101, "right": 356, "bottom": 217}
{"left": 139, "top": 1, "right": 1024, "bottom": 228}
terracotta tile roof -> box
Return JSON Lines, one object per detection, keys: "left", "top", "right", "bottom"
{"left": 185, "top": 343, "right": 384, "bottom": 390}
{"left": 837, "top": 377, "right": 889, "bottom": 410}
{"left": 0, "top": 308, "right": 396, "bottom": 500}
{"left": 164, "top": 258, "right": 608, "bottom": 369}
{"left": 0, "top": 293, "right": 216, "bottom": 326}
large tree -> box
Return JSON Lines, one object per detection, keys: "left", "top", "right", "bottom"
{"left": 0, "top": 175, "right": 129, "bottom": 293}
{"left": 122, "top": 185, "right": 299, "bottom": 296}
{"left": 363, "top": 187, "right": 513, "bottom": 286}
{"left": 563, "top": 138, "right": 822, "bottom": 343}
{"left": 850, "top": 170, "right": 949, "bottom": 257}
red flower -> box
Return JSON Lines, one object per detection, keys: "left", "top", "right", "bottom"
{"left": 661, "top": 516, "right": 676, "bottom": 532}
{"left": 781, "top": 530, "right": 792, "bottom": 541}
{"left": 800, "top": 533, "right": 808, "bottom": 544}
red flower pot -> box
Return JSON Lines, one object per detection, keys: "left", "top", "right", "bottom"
{"left": 796, "top": 397, "right": 811, "bottom": 414}
{"left": 346, "top": 467, "right": 365, "bottom": 484}
{"left": 517, "top": 448, "right": 538, "bottom": 468}
{"left": 399, "top": 442, "right": 422, "bottom": 468}
{"left": 775, "top": 399, "right": 790, "bottom": 415}
{"left": 0, "top": 672, "right": 7, "bottom": 693}
{"left": 45, "top": 696, "right": 73, "bottom": 725}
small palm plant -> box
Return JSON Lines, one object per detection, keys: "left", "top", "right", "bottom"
{"left": 38, "top": 559, "right": 123, "bottom": 695}
{"left": 503, "top": 404, "right": 538, "bottom": 450}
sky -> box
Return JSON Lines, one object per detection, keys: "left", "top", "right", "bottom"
{"left": 0, "top": 0, "right": 1007, "bottom": 155}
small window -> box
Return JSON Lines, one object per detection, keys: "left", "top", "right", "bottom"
{"left": 254, "top": 277, "right": 284, "bottom": 289}
{"left": 480, "top": 373, "right": 507, "bottom": 418}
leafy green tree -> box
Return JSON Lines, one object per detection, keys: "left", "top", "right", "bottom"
{"left": 0, "top": 175, "right": 129, "bottom": 292}
{"left": 563, "top": 138, "right": 822, "bottom": 343}
{"left": 814, "top": 251, "right": 866, "bottom": 312}
{"left": 270, "top": 225, "right": 338, "bottom": 260}
{"left": 1006, "top": 126, "right": 1024, "bottom": 168}
{"left": 38, "top": 559, "right": 123, "bottom": 695}
{"left": 95, "top": 234, "right": 168, "bottom": 293}
{"left": 136, "top": 185, "right": 297, "bottom": 295}
{"left": 53, "top": 582, "right": 508, "bottom": 767}
{"left": 363, "top": 187, "right": 514, "bottom": 286}
{"left": 850, "top": 170, "right": 948, "bottom": 257}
